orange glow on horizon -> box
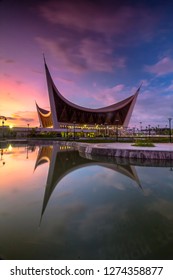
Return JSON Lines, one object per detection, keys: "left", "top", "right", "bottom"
{"left": 0, "top": 147, "right": 48, "bottom": 192}
{"left": 0, "top": 74, "right": 48, "bottom": 127}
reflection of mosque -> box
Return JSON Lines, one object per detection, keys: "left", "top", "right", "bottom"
{"left": 34, "top": 144, "right": 142, "bottom": 223}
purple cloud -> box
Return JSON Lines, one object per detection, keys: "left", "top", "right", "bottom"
{"left": 0, "top": 57, "right": 15, "bottom": 64}
{"left": 38, "top": 0, "right": 160, "bottom": 40}
{"left": 92, "top": 84, "right": 126, "bottom": 106}
{"left": 145, "top": 57, "right": 173, "bottom": 76}
{"left": 5, "top": 59, "right": 15, "bottom": 64}
{"left": 36, "top": 36, "right": 126, "bottom": 73}
{"left": 36, "top": 0, "right": 162, "bottom": 75}
{"left": 131, "top": 86, "right": 173, "bottom": 127}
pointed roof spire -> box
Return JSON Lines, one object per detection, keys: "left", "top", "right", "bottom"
{"left": 138, "top": 82, "right": 143, "bottom": 92}
{"left": 134, "top": 82, "right": 143, "bottom": 96}
{"left": 43, "top": 53, "right": 46, "bottom": 64}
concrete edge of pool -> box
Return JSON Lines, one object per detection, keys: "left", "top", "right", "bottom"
{"left": 68, "top": 142, "right": 173, "bottom": 160}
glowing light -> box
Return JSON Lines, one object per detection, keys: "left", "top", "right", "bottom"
{"left": 9, "top": 125, "right": 13, "bottom": 129}
{"left": 8, "top": 144, "right": 13, "bottom": 151}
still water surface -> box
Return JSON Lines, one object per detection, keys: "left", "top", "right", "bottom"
{"left": 0, "top": 143, "right": 173, "bottom": 260}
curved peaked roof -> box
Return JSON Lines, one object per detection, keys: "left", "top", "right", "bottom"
{"left": 36, "top": 61, "right": 140, "bottom": 128}
{"left": 36, "top": 102, "right": 53, "bottom": 127}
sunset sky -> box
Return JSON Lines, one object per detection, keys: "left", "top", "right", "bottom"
{"left": 1, "top": 0, "right": 173, "bottom": 128}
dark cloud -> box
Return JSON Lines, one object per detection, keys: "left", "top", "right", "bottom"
{"left": 7, "top": 111, "right": 37, "bottom": 123}
{"left": 16, "top": 80, "right": 24, "bottom": 85}
{"left": 36, "top": 36, "right": 126, "bottom": 73}
{"left": 35, "top": 0, "right": 163, "bottom": 75}
{"left": 38, "top": 0, "right": 161, "bottom": 39}
{"left": 0, "top": 57, "right": 15, "bottom": 64}
{"left": 3, "top": 73, "right": 11, "bottom": 77}
{"left": 5, "top": 59, "right": 15, "bottom": 63}
{"left": 7, "top": 116, "right": 35, "bottom": 122}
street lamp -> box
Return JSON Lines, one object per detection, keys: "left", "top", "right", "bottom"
{"left": 0, "top": 116, "right": 7, "bottom": 139}
{"left": 146, "top": 126, "right": 148, "bottom": 136}
{"left": 133, "top": 127, "right": 135, "bottom": 136}
{"left": 148, "top": 124, "right": 151, "bottom": 137}
{"left": 140, "top": 122, "right": 142, "bottom": 134}
{"left": 157, "top": 125, "right": 159, "bottom": 136}
{"left": 0, "top": 149, "right": 3, "bottom": 161}
{"left": 168, "top": 118, "right": 172, "bottom": 143}
{"left": 26, "top": 146, "right": 29, "bottom": 159}
{"left": 27, "top": 123, "right": 30, "bottom": 138}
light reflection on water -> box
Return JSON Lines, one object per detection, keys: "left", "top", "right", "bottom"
{"left": 0, "top": 143, "right": 173, "bottom": 260}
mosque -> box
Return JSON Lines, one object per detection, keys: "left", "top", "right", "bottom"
{"left": 36, "top": 59, "right": 140, "bottom": 137}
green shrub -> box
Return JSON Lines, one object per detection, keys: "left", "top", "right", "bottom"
{"left": 132, "top": 138, "right": 155, "bottom": 147}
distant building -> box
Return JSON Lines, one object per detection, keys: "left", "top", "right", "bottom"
{"left": 36, "top": 60, "right": 140, "bottom": 136}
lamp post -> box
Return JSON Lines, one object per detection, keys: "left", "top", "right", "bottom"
{"left": 148, "top": 124, "right": 151, "bottom": 137}
{"left": 146, "top": 126, "right": 148, "bottom": 136}
{"left": 26, "top": 146, "right": 29, "bottom": 159}
{"left": 157, "top": 125, "right": 159, "bottom": 136}
{"left": 27, "top": 123, "right": 30, "bottom": 138}
{"left": 0, "top": 149, "right": 3, "bottom": 161}
{"left": 0, "top": 116, "right": 7, "bottom": 139}
{"left": 133, "top": 127, "right": 135, "bottom": 136}
{"left": 168, "top": 118, "right": 172, "bottom": 143}
{"left": 140, "top": 122, "right": 142, "bottom": 134}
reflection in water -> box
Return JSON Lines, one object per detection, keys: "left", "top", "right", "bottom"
{"left": 34, "top": 145, "right": 142, "bottom": 223}
{"left": 0, "top": 143, "right": 173, "bottom": 260}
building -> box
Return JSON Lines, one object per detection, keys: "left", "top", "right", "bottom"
{"left": 36, "top": 60, "right": 140, "bottom": 137}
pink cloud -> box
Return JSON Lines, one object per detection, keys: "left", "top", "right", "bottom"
{"left": 11, "top": 111, "right": 37, "bottom": 123}
{"left": 36, "top": 36, "right": 87, "bottom": 73}
{"left": 145, "top": 57, "right": 173, "bottom": 76}
{"left": 36, "top": 36, "right": 126, "bottom": 73}
{"left": 166, "top": 82, "right": 173, "bottom": 91}
{"left": 3, "top": 111, "right": 38, "bottom": 127}
{"left": 5, "top": 59, "right": 15, "bottom": 64}
{"left": 90, "top": 84, "right": 126, "bottom": 106}
{"left": 79, "top": 39, "right": 126, "bottom": 71}
{"left": 36, "top": 1, "right": 162, "bottom": 76}
{"left": 0, "top": 74, "right": 48, "bottom": 127}
{"left": 130, "top": 86, "right": 173, "bottom": 127}
{"left": 39, "top": 1, "right": 132, "bottom": 35}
